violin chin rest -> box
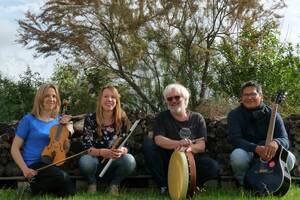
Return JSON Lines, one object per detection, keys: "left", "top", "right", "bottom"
{"left": 41, "top": 156, "right": 53, "bottom": 165}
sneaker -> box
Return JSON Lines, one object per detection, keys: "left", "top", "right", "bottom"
{"left": 160, "top": 186, "right": 168, "bottom": 195}
{"left": 87, "top": 184, "right": 97, "bottom": 193}
{"left": 196, "top": 186, "right": 206, "bottom": 193}
{"left": 110, "top": 185, "right": 119, "bottom": 196}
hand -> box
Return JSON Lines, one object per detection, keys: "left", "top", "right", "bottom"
{"left": 119, "top": 147, "right": 128, "bottom": 155}
{"left": 255, "top": 141, "right": 278, "bottom": 161}
{"left": 22, "top": 167, "right": 37, "bottom": 179}
{"left": 100, "top": 148, "right": 123, "bottom": 159}
{"left": 176, "top": 146, "right": 192, "bottom": 152}
{"left": 176, "top": 146, "right": 189, "bottom": 152}
{"left": 60, "top": 115, "right": 71, "bottom": 124}
{"left": 178, "top": 138, "right": 192, "bottom": 148}
{"left": 255, "top": 145, "right": 269, "bottom": 161}
{"left": 110, "top": 149, "right": 123, "bottom": 159}
{"left": 87, "top": 147, "right": 101, "bottom": 157}
{"left": 265, "top": 140, "right": 279, "bottom": 159}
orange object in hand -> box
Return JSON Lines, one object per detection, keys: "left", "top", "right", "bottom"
{"left": 41, "top": 100, "right": 70, "bottom": 166}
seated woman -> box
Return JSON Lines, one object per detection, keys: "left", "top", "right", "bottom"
{"left": 78, "top": 84, "right": 136, "bottom": 196}
{"left": 10, "top": 83, "right": 75, "bottom": 197}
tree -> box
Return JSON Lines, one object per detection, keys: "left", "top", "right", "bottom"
{"left": 51, "top": 62, "right": 150, "bottom": 115}
{"left": 0, "top": 67, "right": 43, "bottom": 122}
{"left": 17, "top": 0, "right": 286, "bottom": 111}
{"left": 213, "top": 21, "right": 300, "bottom": 113}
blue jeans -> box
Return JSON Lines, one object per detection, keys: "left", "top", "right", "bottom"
{"left": 142, "top": 137, "right": 219, "bottom": 188}
{"left": 78, "top": 154, "right": 136, "bottom": 185}
{"left": 230, "top": 148, "right": 296, "bottom": 185}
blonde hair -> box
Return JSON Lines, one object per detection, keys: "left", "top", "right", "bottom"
{"left": 31, "top": 83, "right": 61, "bottom": 118}
{"left": 96, "top": 85, "right": 130, "bottom": 136}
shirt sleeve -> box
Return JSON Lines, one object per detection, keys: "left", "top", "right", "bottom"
{"left": 82, "top": 114, "right": 96, "bottom": 150}
{"left": 16, "top": 115, "right": 30, "bottom": 140}
{"left": 153, "top": 113, "right": 166, "bottom": 137}
{"left": 194, "top": 113, "right": 207, "bottom": 140}
{"left": 273, "top": 113, "right": 289, "bottom": 149}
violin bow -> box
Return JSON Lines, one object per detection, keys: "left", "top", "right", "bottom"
{"left": 36, "top": 149, "right": 88, "bottom": 172}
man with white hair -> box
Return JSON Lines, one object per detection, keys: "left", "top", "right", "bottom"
{"left": 142, "top": 83, "right": 219, "bottom": 194}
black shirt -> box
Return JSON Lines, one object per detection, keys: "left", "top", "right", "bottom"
{"left": 153, "top": 110, "right": 207, "bottom": 141}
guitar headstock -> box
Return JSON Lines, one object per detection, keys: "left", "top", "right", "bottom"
{"left": 274, "top": 90, "right": 286, "bottom": 104}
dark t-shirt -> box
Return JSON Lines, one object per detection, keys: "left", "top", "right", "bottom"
{"left": 153, "top": 110, "right": 207, "bottom": 141}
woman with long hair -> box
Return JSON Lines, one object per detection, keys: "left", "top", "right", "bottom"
{"left": 11, "top": 83, "right": 75, "bottom": 197}
{"left": 78, "top": 84, "right": 136, "bottom": 196}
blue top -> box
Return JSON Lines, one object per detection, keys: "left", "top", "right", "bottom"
{"left": 16, "top": 114, "right": 59, "bottom": 166}
{"left": 227, "top": 103, "right": 289, "bottom": 153}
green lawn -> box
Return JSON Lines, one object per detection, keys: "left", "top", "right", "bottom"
{"left": 0, "top": 185, "right": 299, "bottom": 200}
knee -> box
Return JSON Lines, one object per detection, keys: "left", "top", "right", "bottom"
{"left": 121, "top": 154, "right": 136, "bottom": 172}
{"left": 210, "top": 160, "right": 220, "bottom": 177}
{"left": 79, "top": 155, "right": 97, "bottom": 173}
{"left": 287, "top": 151, "right": 296, "bottom": 171}
{"left": 230, "top": 148, "right": 251, "bottom": 169}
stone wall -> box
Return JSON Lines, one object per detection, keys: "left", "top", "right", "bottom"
{"left": 0, "top": 114, "right": 299, "bottom": 177}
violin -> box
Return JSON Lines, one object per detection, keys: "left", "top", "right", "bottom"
{"left": 41, "top": 100, "right": 71, "bottom": 166}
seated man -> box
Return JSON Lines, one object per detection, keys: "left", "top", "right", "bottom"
{"left": 143, "top": 83, "right": 219, "bottom": 194}
{"left": 228, "top": 81, "right": 296, "bottom": 187}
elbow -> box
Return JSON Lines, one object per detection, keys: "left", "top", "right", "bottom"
{"left": 154, "top": 135, "right": 167, "bottom": 148}
{"left": 154, "top": 136, "right": 161, "bottom": 146}
{"left": 10, "top": 144, "right": 16, "bottom": 157}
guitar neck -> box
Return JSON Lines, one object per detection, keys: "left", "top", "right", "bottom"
{"left": 265, "top": 104, "right": 278, "bottom": 145}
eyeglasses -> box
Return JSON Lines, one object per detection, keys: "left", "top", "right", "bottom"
{"left": 242, "top": 93, "right": 259, "bottom": 98}
{"left": 166, "top": 95, "right": 181, "bottom": 102}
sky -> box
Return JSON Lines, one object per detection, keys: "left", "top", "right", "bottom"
{"left": 0, "top": 0, "right": 299, "bottom": 81}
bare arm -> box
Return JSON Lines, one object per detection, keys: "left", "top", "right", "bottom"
{"left": 11, "top": 136, "right": 36, "bottom": 178}
{"left": 154, "top": 135, "right": 180, "bottom": 150}
{"left": 191, "top": 138, "right": 205, "bottom": 153}
{"left": 88, "top": 147, "right": 128, "bottom": 159}
{"left": 154, "top": 135, "right": 194, "bottom": 150}
{"left": 155, "top": 134, "right": 206, "bottom": 153}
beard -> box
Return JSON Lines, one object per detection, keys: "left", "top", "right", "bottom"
{"left": 168, "top": 104, "right": 185, "bottom": 114}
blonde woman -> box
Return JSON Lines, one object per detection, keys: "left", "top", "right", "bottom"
{"left": 79, "top": 85, "right": 136, "bottom": 196}
{"left": 11, "top": 84, "right": 75, "bottom": 197}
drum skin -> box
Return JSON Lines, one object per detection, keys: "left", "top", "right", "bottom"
{"left": 168, "top": 150, "right": 196, "bottom": 200}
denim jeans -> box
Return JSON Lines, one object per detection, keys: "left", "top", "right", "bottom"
{"left": 78, "top": 153, "right": 136, "bottom": 185}
{"left": 142, "top": 137, "right": 219, "bottom": 188}
{"left": 29, "top": 162, "right": 75, "bottom": 197}
{"left": 230, "top": 148, "right": 296, "bottom": 185}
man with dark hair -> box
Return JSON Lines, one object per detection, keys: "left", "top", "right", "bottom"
{"left": 228, "top": 80, "right": 295, "bottom": 187}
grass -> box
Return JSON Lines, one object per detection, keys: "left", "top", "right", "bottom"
{"left": 0, "top": 184, "right": 299, "bottom": 200}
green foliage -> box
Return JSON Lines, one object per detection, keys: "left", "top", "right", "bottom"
{"left": 16, "top": 0, "right": 288, "bottom": 112}
{"left": 50, "top": 63, "right": 149, "bottom": 115}
{"left": 51, "top": 64, "right": 95, "bottom": 115}
{"left": 213, "top": 21, "right": 300, "bottom": 114}
{"left": 0, "top": 67, "right": 43, "bottom": 122}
